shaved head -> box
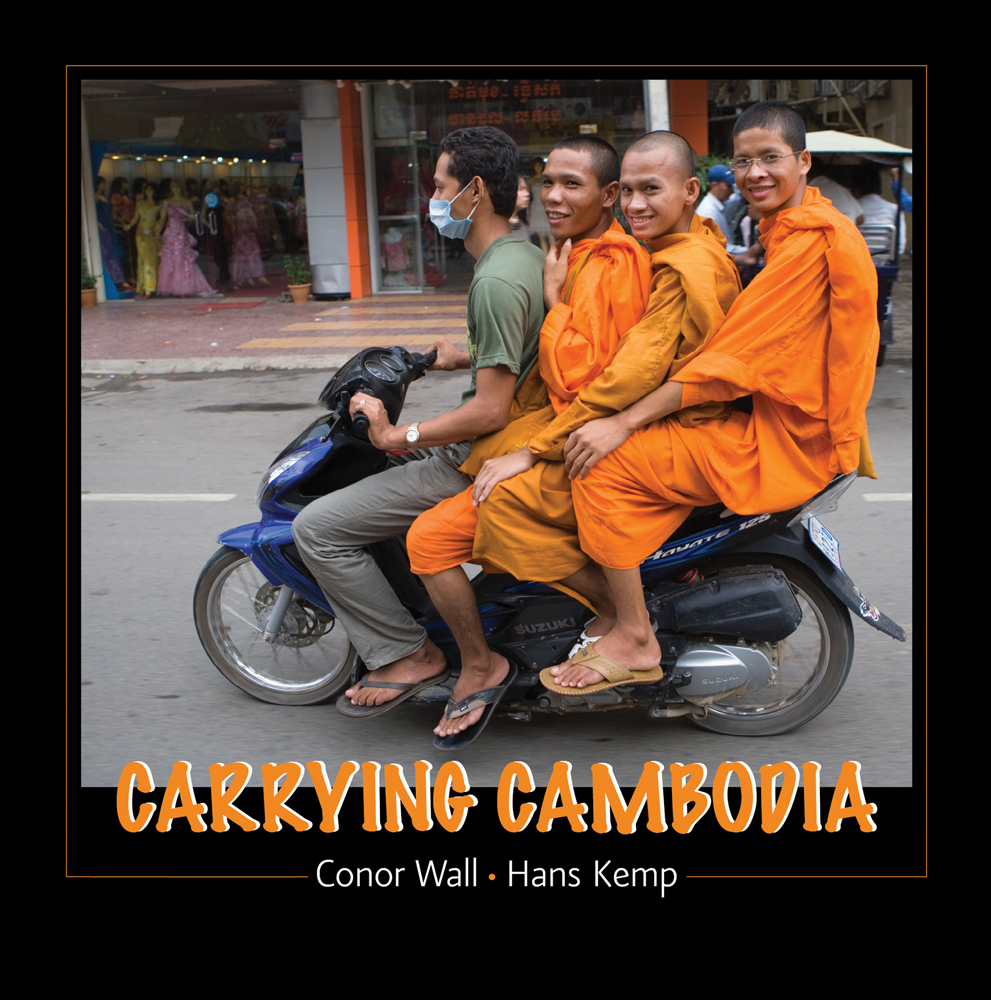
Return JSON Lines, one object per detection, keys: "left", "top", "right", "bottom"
{"left": 626, "top": 131, "right": 696, "bottom": 180}
{"left": 620, "top": 131, "right": 701, "bottom": 241}
{"left": 551, "top": 135, "right": 620, "bottom": 188}
{"left": 732, "top": 101, "right": 806, "bottom": 152}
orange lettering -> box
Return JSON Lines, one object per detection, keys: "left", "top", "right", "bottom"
{"left": 669, "top": 762, "right": 710, "bottom": 834}
{"left": 208, "top": 762, "right": 260, "bottom": 833}
{"left": 361, "top": 762, "right": 381, "bottom": 832}
{"left": 759, "top": 762, "right": 800, "bottom": 834}
{"left": 536, "top": 761, "right": 587, "bottom": 833}
{"left": 802, "top": 761, "right": 822, "bottom": 831}
{"left": 497, "top": 761, "right": 537, "bottom": 832}
{"left": 383, "top": 761, "right": 432, "bottom": 832}
{"left": 712, "top": 762, "right": 756, "bottom": 832}
{"left": 591, "top": 762, "right": 666, "bottom": 834}
{"left": 117, "top": 761, "right": 156, "bottom": 833}
{"left": 156, "top": 761, "right": 208, "bottom": 833}
{"left": 306, "top": 760, "right": 359, "bottom": 833}
{"left": 262, "top": 762, "right": 311, "bottom": 832}
{"left": 434, "top": 761, "right": 477, "bottom": 833}
{"left": 825, "top": 761, "right": 877, "bottom": 832}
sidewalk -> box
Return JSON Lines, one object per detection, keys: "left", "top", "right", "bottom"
{"left": 78, "top": 259, "right": 913, "bottom": 376}
{"left": 80, "top": 287, "right": 473, "bottom": 376}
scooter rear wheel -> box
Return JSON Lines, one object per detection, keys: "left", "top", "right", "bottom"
{"left": 194, "top": 546, "right": 355, "bottom": 705}
{"left": 687, "top": 559, "right": 854, "bottom": 736}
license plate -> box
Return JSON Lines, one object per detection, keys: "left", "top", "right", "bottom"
{"left": 807, "top": 516, "right": 843, "bottom": 572}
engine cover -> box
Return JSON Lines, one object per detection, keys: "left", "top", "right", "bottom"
{"left": 673, "top": 640, "right": 774, "bottom": 698}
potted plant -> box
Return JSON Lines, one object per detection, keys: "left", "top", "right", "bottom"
{"left": 284, "top": 255, "right": 312, "bottom": 304}
{"left": 81, "top": 253, "right": 98, "bottom": 307}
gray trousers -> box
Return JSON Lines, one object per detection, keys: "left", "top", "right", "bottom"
{"left": 291, "top": 443, "right": 472, "bottom": 669}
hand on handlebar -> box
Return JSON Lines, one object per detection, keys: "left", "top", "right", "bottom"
{"left": 427, "top": 337, "right": 470, "bottom": 372}
{"left": 350, "top": 393, "right": 393, "bottom": 449}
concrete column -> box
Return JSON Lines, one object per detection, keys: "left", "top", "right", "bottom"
{"left": 80, "top": 97, "right": 106, "bottom": 303}
{"left": 299, "top": 80, "right": 350, "bottom": 296}
{"left": 644, "top": 80, "right": 670, "bottom": 132}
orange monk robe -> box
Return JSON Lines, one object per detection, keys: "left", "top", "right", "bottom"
{"left": 468, "top": 213, "right": 743, "bottom": 584}
{"left": 572, "top": 186, "right": 879, "bottom": 571}
{"left": 406, "top": 220, "right": 651, "bottom": 577}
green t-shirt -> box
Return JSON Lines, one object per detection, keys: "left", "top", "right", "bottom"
{"left": 461, "top": 233, "right": 545, "bottom": 407}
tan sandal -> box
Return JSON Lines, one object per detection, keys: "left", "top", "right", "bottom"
{"left": 540, "top": 646, "right": 664, "bottom": 696}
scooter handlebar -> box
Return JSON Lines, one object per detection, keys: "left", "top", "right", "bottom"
{"left": 330, "top": 347, "right": 439, "bottom": 437}
{"left": 412, "top": 350, "right": 438, "bottom": 370}
{"left": 354, "top": 351, "right": 434, "bottom": 430}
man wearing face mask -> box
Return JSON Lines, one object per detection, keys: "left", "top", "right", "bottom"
{"left": 293, "top": 126, "right": 546, "bottom": 718}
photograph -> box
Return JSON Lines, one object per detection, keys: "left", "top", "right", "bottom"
{"left": 76, "top": 69, "right": 921, "bottom": 890}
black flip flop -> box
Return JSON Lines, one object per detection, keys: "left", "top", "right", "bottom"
{"left": 432, "top": 663, "right": 518, "bottom": 750}
{"left": 337, "top": 660, "right": 450, "bottom": 718}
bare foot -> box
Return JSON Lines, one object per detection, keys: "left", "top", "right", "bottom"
{"left": 434, "top": 651, "right": 509, "bottom": 739}
{"left": 345, "top": 640, "right": 447, "bottom": 706}
{"left": 582, "top": 614, "right": 617, "bottom": 639}
{"left": 549, "top": 630, "right": 661, "bottom": 688}
{"left": 568, "top": 615, "right": 607, "bottom": 659}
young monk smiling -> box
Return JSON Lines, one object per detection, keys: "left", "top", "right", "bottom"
{"left": 407, "top": 130, "right": 743, "bottom": 737}
{"left": 548, "top": 102, "right": 878, "bottom": 692}
{"left": 407, "top": 135, "right": 652, "bottom": 748}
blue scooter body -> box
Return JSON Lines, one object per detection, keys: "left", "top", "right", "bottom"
{"left": 199, "top": 345, "right": 904, "bottom": 732}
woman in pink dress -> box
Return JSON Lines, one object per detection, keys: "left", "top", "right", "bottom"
{"left": 156, "top": 179, "right": 216, "bottom": 297}
{"left": 230, "top": 182, "right": 269, "bottom": 289}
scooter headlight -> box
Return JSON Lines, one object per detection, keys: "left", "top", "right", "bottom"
{"left": 256, "top": 450, "right": 311, "bottom": 506}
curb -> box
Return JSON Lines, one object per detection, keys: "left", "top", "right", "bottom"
{"left": 82, "top": 349, "right": 913, "bottom": 377}
{"left": 81, "top": 355, "right": 356, "bottom": 376}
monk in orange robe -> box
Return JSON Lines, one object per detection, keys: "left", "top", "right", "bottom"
{"left": 408, "top": 131, "right": 744, "bottom": 744}
{"left": 548, "top": 101, "right": 879, "bottom": 692}
{"left": 407, "top": 135, "right": 652, "bottom": 746}
{"left": 469, "top": 206, "right": 743, "bottom": 592}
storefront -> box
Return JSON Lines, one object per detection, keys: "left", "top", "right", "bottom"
{"left": 82, "top": 79, "right": 312, "bottom": 301}
{"left": 81, "top": 78, "right": 669, "bottom": 303}
{"left": 362, "top": 78, "right": 649, "bottom": 293}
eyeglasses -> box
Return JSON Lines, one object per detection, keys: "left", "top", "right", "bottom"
{"left": 732, "top": 150, "right": 806, "bottom": 172}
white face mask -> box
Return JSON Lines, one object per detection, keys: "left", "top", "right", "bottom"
{"left": 429, "top": 182, "right": 478, "bottom": 239}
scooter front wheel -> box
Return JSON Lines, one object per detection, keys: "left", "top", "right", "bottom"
{"left": 194, "top": 546, "right": 355, "bottom": 705}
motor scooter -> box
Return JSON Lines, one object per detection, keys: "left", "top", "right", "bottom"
{"left": 194, "top": 345, "right": 905, "bottom": 737}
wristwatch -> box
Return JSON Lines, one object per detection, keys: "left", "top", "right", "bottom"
{"left": 405, "top": 422, "right": 421, "bottom": 447}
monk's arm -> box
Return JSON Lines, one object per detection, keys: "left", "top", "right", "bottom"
{"left": 823, "top": 236, "right": 879, "bottom": 470}
{"left": 564, "top": 360, "right": 752, "bottom": 480}
{"left": 473, "top": 250, "right": 655, "bottom": 504}
{"left": 678, "top": 376, "right": 751, "bottom": 408}
{"left": 474, "top": 366, "right": 688, "bottom": 501}
{"left": 528, "top": 269, "right": 688, "bottom": 461}
{"left": 563, "top": 380, "right": 685, "bottom": 479}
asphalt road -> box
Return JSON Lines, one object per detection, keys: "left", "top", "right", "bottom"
{"left": 80, "top": 361, "right": 914, "bottom": 790}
